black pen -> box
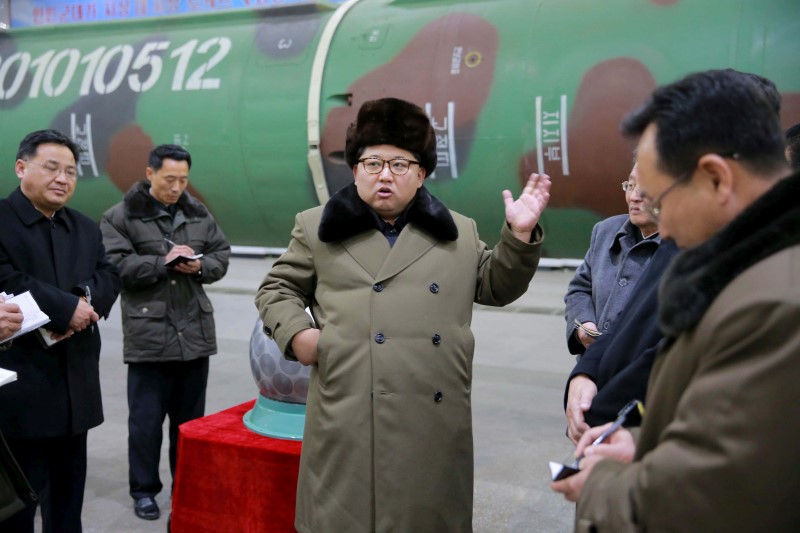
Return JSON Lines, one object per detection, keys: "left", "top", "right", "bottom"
{"left": 571, "top": 399, "right": 643, "bottom": 467}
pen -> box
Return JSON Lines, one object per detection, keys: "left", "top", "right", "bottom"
{"left": 164, "top": 237, "right": 178, "bottom": 247}
{"left": 85, "top": 285, "right": 94, "bottom": 333}
{"left": 573, "top": 319, "right": 602, "bottom": 338}
{"left": 571, "top": 399, "right": 643, "bottom": 467}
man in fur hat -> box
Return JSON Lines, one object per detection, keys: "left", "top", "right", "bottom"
{"left": 551, "top": 70, "right": 800, "bottom": 531}
{"left": 256, "top": 97, "right": 550, "bottom": 532}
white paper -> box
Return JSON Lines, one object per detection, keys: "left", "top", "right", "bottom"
{"left": 165, "top": 253, "right": 203, "bottom": 267}
{"left": 3, "top": 291, "right": 50, "bottom": 342}
{"left": 37, "top": 327, "right": 62, "bottom": 347}
{"left": 0, "top": 367, "right": 17, "bottom": 387}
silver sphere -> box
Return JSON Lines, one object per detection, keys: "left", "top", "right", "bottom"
{"left": 249, "top": 318, "right": 310, "bottom": 404}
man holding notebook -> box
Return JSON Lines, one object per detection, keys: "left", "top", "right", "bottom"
{"left": 0, "top": 129, "right": 121, "bottom": 531}
{"left": 100, "top": 144, "right": 230, "bottom": 521}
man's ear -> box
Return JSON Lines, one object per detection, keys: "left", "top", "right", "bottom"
{"left": 15, "top": 160, "right": 25, "bottom": 180}
{"left": 145, "top": 167, "right": 154, "bottom": 182}
{"left": 697, "top": 153, "right": 735, "bottom": 206}
{"left": 416, "top": 166, "right": 426, "bottom": 186}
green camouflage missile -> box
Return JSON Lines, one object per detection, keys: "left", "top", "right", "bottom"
{"left": 1, "top": 0, "right": 797, "bottom": 257}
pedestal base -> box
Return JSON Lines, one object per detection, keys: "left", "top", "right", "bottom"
{"left": 243, "top": 395, "right": 306, "bottom": 441}
{"left": 171, "top": 400, "right": 303, "bottom": 533}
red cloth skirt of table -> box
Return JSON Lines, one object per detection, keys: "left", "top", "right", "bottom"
{"left": 170, "top": 399, "right": 302, "bottom": 533}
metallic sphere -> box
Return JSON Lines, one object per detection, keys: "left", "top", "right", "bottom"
{"left": 249, "top": 318, "right": 310, "bottom": 404}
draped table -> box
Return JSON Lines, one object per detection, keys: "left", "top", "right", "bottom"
{"left": 170, "top": 400, "right": 302, "bottom": 532}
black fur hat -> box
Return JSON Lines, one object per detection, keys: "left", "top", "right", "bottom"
{"left": 345, "top": 98, "right": 437, "bottom": 175}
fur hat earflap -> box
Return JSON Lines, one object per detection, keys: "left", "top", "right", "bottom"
{"left": 345, "top": 97, "right": 437, "bottom": 175}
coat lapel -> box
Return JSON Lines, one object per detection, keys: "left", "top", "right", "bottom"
{"left": 341, "top": 230, "right": 391, "bottom": 279}
{"left": 376, "top": 223, "right": 438, "bottom": 282}
{"left": 319, "top": 183, "right": 458, "bottom": 281}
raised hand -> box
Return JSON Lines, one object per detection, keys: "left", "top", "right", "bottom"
{"left": 502, "top": 173, "right": 552, "bottom": 242}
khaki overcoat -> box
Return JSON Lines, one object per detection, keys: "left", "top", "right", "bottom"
{"left": 256, "top": 185, "right": 542, "bottom": 533}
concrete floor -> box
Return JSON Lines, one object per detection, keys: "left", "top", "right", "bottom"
{"left": 45, "top": 257, "right": 579, "bottom": 532}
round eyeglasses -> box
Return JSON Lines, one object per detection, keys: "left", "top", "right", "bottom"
{"left": 27, "top": 159, "right": 78, "bottom": 180}
{"left": 358, "top": 157, "right": 420, "bottom": 176}
{"left": 621, "top": 181, "right": 642, "bottom": 194}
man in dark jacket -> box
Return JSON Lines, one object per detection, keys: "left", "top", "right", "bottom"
{"left": 0, "top": 129, "right": 122, "bottom": 532}
{"left": 100, "top": 145, "right": 230, "bottom": 521}
{"left": 552, "top": 70, "right": 800, "bottom": 532}
{"left": 563, "top": 240, "right": 678, "bottom": 442}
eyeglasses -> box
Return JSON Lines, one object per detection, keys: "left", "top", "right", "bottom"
{"left": 27, "top": 159, "right": 78, "bottom": 180}
{"left": 621, "top": 181, "right": 642, "bottom": 194}
{"left": 641, "top": 169, "right": 694, "bottom": 222}
{"left": 641, "top": 152, "right": 740, "bottom": 222}
{"left": 358, "top": 157, "right": 420, "bottom": 176}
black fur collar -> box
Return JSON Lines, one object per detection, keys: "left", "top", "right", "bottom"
{"left": 660, "top": 171, "right": 800, "bottom": 338}
{"left": 123, "top": 180, "right": 208, "bottom": 219}
{"left": 319, "top": 184, "right": 458, "bottom": 243}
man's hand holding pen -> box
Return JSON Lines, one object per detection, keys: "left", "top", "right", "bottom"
{"left": 550, "top": 422, "right": 636, "bottom": 502}
{"left": 69, "top": 295, "right": 99, "bottom": 333}
{"left": 164, "top": 238, "right": 202, "bottom": 276}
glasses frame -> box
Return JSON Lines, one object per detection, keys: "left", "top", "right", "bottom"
{"left": 358, "top": 157, "right": 420, "bottom": 176}
{"left": 27, "top": 159, "right": 78, "bottom": 180}
{"left": 641, "top": 170, "right": 692, "bottom": 222}
{"left": 621, "top": 181, "right": 642, "bottom": 194}
{"left": 642, "top": 152, "right": 739, "bottom": 222}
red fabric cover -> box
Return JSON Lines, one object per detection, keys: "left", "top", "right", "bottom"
{"left": 170, "top": 400, "right": 302, "bottom": 532}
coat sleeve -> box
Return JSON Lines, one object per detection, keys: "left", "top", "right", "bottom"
{"left": 576, "top": 296, "right": 800, "bottom": 532}
{"left": 473, "top": 221, "right": 543, "bottom": 307}
{"left": 0, "top": 218, "right": 119, "bottom": 331}
{"left": 564, "top": 222, "right": 600, "bottom": 354}
{"left": 254, "top": 213, "right": 317, "bottom": 360}
{"left": 70, "top": 225, "right": 121, "bottom": 320}
{"left": 0, "top": 244, "right": 80, "bottom": 332}
{"left": 563, "top": 332, "right": 607, "bottom": 411}
{"left": 195, "top": 214, "right": 230, "bottom": 284}
{"left": 100, "top": 207, "right": 169, "bottom": 289}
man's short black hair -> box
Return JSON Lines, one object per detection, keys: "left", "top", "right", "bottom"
{"left": 739, "top": 70, "right": 782, "bottom": 115}
{"left": 148, "top": 144, "right": 192, "bottom": 171}
{"left": 16, "top": 129, "right": 81, "bottom": 163}
{"left": 786, "top": 123, "right": 800, "bottom": 171}
{"left": 621, "top": 69, "right": 786, "bottom": 178}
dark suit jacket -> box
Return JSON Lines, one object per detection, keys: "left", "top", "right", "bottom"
{"left": 0, "top": 188, "right": 121, "bottom": 439}
{"left": 564, "top": 240, "right": 679, "bottom": 427}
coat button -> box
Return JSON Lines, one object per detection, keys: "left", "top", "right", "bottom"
{"left": 429, "top": 283, "right": 439, "bottom": 294}
{"left": 373, "top": 283, "right": 384, "bottom": 292}
{"left": 434, "top": 391, "right": 443, "bottom": 403}
{"left": 432, "top": 334, "right": 441, "bottom": 345}
{"left": 264, "top": 325, "right": 273, "bottom": 336}
{"left": 603, "top": 321, "right": 610, "bottom": 330}
{"left": 375, "top": 333, "right": 385, "bottom": 344}
{"left": 171, "top": 279, "right": 177, "bottom": 286}
{"left": 618, "top": 278, "right": 628, "bottom": 287}
{"left": 141, "top": 307, "right": 149, "bottom": 313}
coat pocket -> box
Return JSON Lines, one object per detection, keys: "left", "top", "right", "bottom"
{"left": 198, "top": 296, "right": 216, "bottom": 343}
{"left": 315, "top": 324, "right": 336, "bottom": 390}
{"left": 123, "top": 300, "right": 167, "bottom": 351}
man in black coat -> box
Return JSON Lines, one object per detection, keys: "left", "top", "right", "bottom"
{"left": 564, "top": 240, "right": 678, "bottom": 443}
{"left": 0, "top": 130, "right": 121, "bottom": 532}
